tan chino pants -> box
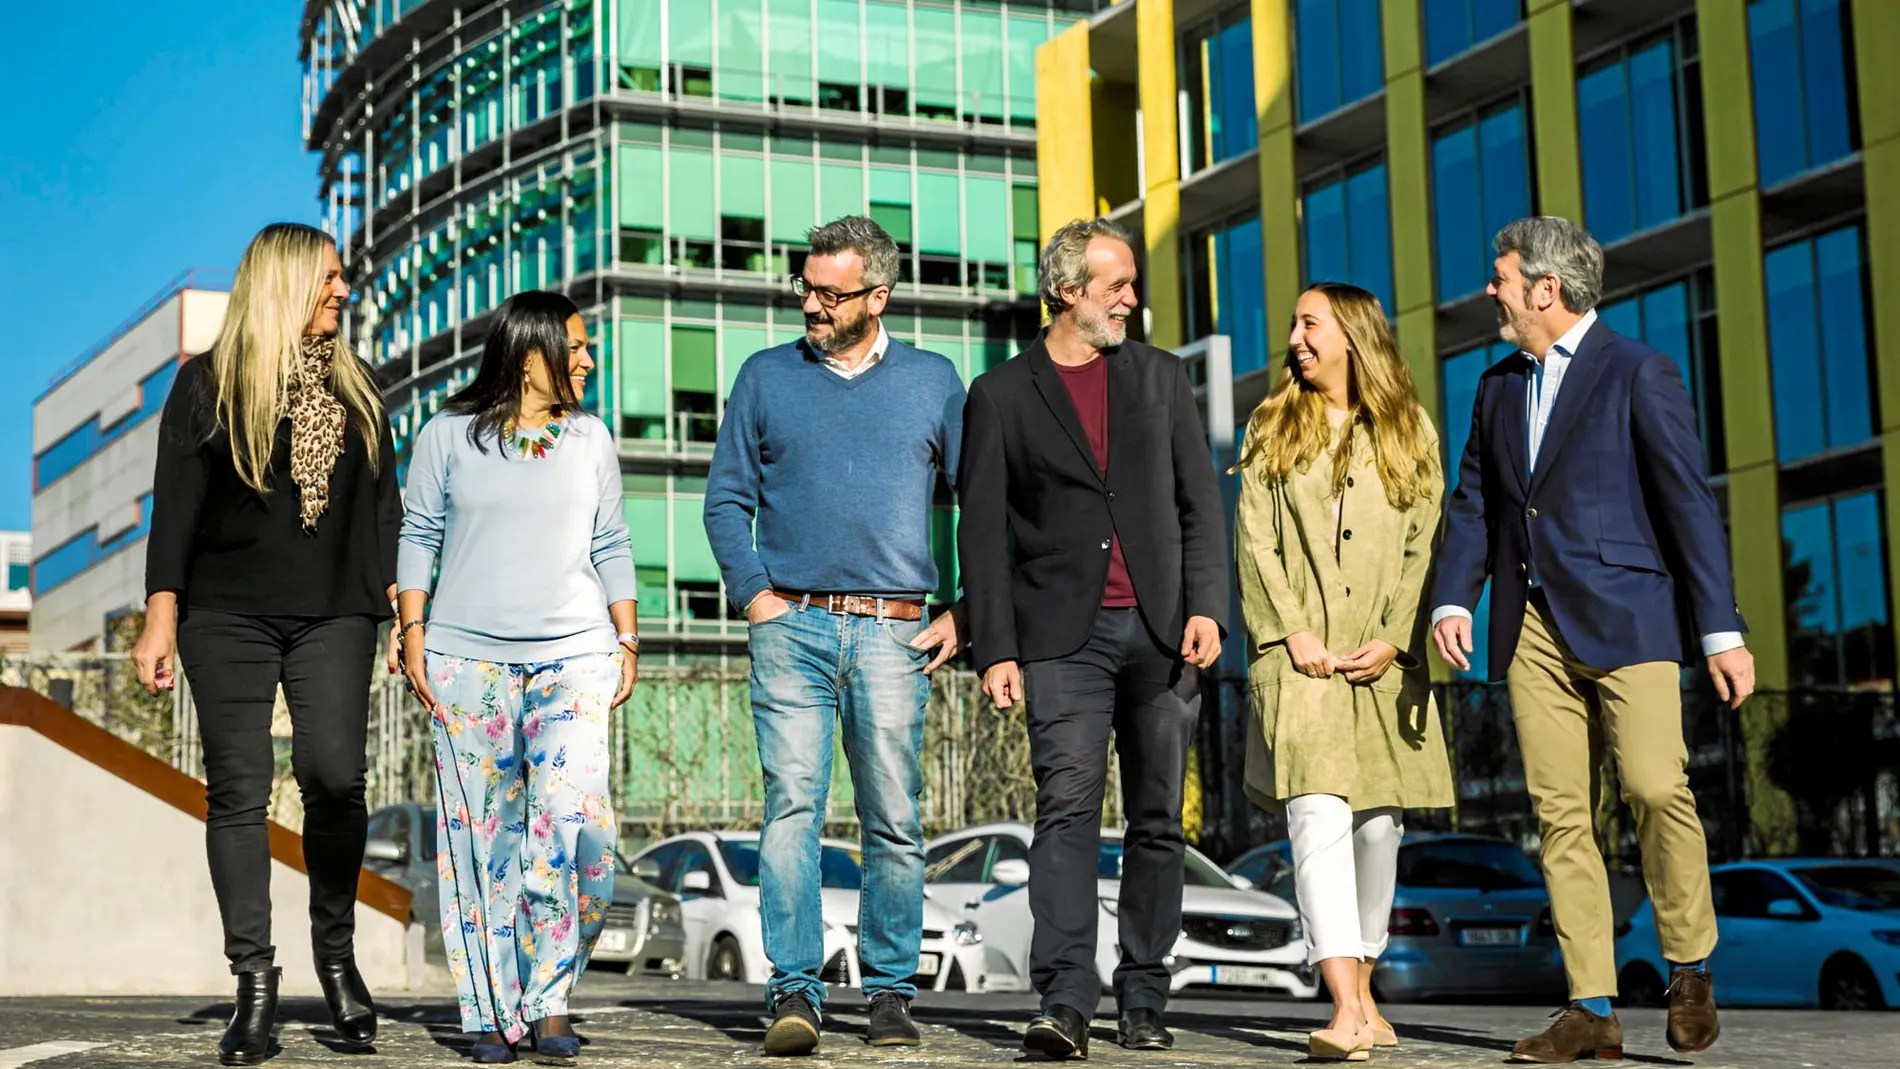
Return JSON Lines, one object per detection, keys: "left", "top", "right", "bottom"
{"left": 1506, "top": 595, "right": 1717, "bottom": 999}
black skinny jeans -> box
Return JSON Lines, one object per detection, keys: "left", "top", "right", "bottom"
{"left": 178, "top": 609, "right": 377, "bottom": 974}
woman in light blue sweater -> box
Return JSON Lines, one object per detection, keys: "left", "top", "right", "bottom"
{"left": 396, "top": 291, "right": 638, "bottom": 1064}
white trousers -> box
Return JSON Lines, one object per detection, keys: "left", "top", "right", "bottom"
{"left": 1286, "top": 794, "right": 1404, "bottom": 965}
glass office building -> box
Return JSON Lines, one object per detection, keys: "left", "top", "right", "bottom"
{"left": 300, "top": 0, "right": 1102, "bottom": 657}
{"left": 1038, "top": 0, "right": 1895, "bottom": 693}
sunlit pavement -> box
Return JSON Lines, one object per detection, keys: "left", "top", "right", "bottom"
{"left": 0, "top": 973, "right": 1890, "bottom": 1067}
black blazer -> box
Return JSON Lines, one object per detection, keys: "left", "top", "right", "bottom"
{"left": 956, "top": 334, "right": 1229, "bottom": 673}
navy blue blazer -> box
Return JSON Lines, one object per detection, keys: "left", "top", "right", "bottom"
{"left": 1431, "top": 320, "right": 1745, "bottom": 679}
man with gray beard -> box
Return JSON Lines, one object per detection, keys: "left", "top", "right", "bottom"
{"left": 957, "top": 218, "right": 1227, "bottom": 1059}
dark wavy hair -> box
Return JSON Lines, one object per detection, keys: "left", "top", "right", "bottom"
{"left": 445, "top": 290, "right": 583, "bottom": 452}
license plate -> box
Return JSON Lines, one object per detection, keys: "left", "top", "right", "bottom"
{"left": 1458, "top": 926, "right": 1523, "bottom": 947}
{"left": 1209, "top": 965, "right": 1280, "bottom": 987}
{"left": 915, "top": 953, "right": 941, "bottom": 977}
{"left": 596, "top": 930, "right": 630, "bottom": 953}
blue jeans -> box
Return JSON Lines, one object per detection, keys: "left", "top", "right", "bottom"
{"left": 749, "top": 603, "right": 932, "bottom": 1012}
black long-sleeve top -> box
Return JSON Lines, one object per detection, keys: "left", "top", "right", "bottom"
{"left": 144, "top": 353, "right": 401, "bottom": 617}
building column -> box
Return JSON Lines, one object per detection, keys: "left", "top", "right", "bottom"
{"left": 1035, "top": 20, "right": 1096, "bottom": 247}
{"left": 1697, "top": 0, "right": 1794, "bottom": 852}
{"left": 1380, "top": 0, "right": 1437, "bottom": 417}
{"left": 1251, "top": 0, "right": 1300, "bottom": 365}
{"left": 1526, "top": 0, "right": 1582, "bottom": 220}
{"left": 1851, "top": 0, "right": 1900, "bottom": 679}
{"left": 1137, "top": 0, "right": 1183, "bottom": 350}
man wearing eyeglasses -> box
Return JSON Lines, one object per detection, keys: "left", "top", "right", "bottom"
{"left": 704, "top": 215, "right": 965, "bottom": 1056}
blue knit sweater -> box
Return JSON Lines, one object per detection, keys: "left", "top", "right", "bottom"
{"left": 703, "top": 336, "right": 965, "bottom": 610}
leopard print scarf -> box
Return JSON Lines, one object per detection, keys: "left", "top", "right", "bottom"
{"left": 288, "top": 336, "right": 348, "bottom": 531}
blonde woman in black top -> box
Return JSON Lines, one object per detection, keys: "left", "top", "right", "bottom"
{"left": 132, "top": 222, "right": 400, "bottom": 1066}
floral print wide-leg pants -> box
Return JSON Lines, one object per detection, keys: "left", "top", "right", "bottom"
{"left": 428, "top": 651, "right": 620, "bottom": 1043}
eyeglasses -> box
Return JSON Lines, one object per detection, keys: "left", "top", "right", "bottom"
{"left": 790, "top": 275, "right": 879, "bottom": 308}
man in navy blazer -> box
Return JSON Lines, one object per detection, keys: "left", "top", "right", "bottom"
{"left": 1430, "top": 217, "right": 1754, "bottom": 1064}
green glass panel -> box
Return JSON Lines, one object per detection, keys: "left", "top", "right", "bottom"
{"left": 724, "top": 325, "right": 770, "bottom": 396}
{"left": 930, "top": 508, "right": 959, "bottom": 604}
{"left": 718, "top": 0, "right": 764, "bottom": 101}
{"left": 623, "top": 495, "right": 667, "bottom": 565}
{"left": 619, "top": 318, "right": 667, "bottom": 416}
{"left": 962, "top": 10, "right": 1005, "bottom": 119}
{"left": 865, "top": 0, "right": 909, "bottom": 91}
{"left": 616, "top": 0, "right": 662, "bottom": 65}
{"left": 1012, "top": 185, "right": 1039, "bottom": 241}
{"left": 769, "top": 158, "right": 816, "bottom": 242}
{"left": 672, "top": 500, "right": 722, "bottom": 581}
{"left": 1006, "top": 14, "right": 1049, "bottom": 119}
{"left": 966, "top": 177, "right": 1010, "bottom": 263}
{"left": 672, "top": 325, "right": 717, "bottom": 393}
{"left": 917, "top": 172, "right": 961, "bottom": 255}
{"left": 820, "top": 162, "right": 864, "bottom": 222}
{"left": 723, "top": 153, "right": 765, "bottom": 218}
{"left": 817, "top": 0, "right": 861, "bottom": 84}
{"left": 670, "top": 149, "right": 716, "bottom": 239}
{"left": 869, "top": 203, "right": 913, "bottom": 244}
{"left": 914, "top": 7, "right": 957, "bottom": 111}
{"left": 768, "top": 0, "right": 813, "bottom": 101}
{"left": 671, "top": 0, "right": 713, "bottom": 66}
{"left": 870, "top": 166, "right": 910, "bottom": 205}
{"left": 931, "top": 338, "right": 970, "bottom": 381}
{"left": 618, "top": 145, "right": 664, "bottom": 229}
{"left": 634, "top": 564, "right": 669, "bottom": 616}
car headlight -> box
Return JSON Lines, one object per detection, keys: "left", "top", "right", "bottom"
{"left": 954, "top": 921, "right": 982, "bottom": 946}
{"left": 1099, "top": 897, "right": 1119, "bottom": 917}
{"left": 1872, "top": 930, "right": 1900, "bottom": 947}
{"left": 650, "top": 900, "right": 681, "bottom": 926}
{"left": 1290, "top": 916, "right": 1303, "bottom": 941}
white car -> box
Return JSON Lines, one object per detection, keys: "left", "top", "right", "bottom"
{"left": 627, "top": 831, "right": 987, "bottom": 992}
{"left": 925, "top": 822, "right": 1319, "bottom": 999}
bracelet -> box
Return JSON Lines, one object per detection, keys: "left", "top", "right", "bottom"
{"left": 400, "top": 620, "right": 426, "bottom": 639}
{"left": 616, "top": 631, "right": 640, "bottom": 651}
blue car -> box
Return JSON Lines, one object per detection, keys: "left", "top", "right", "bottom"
{"left": 1615, "top": 858, "right": 1900, "bottom": 1009}
{"left": 1226, "top": 833, "right": 1566, "bottom": 1002}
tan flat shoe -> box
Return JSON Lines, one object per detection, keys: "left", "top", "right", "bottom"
{"left": 1308, "top": 1022, "right": 1373, "bottom": 1062}
{"left": 1368, "top": 1020, "right": 1399, "bottom": 1047}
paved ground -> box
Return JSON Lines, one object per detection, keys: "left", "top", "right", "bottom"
{"left": 0, "top": 973, "right": 1890, "bottom": 1068}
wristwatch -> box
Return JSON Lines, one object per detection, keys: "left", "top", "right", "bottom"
{"left": 616, "top": 631, "right": 641, "bottom": 652}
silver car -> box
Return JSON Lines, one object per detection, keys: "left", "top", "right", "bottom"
{"left": 363, "top": 802, "right": 685, "bottom": 977}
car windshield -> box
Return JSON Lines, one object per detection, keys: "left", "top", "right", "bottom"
{"left": 1098, "top": 839, "right": 1233, "bottom": 888}
{"left": 719, "top": 841, "right": 864, "bottom": 889}
{"left": 1398, "top": 841, "right": 1544, "bottom": 891}
{"left": 1793, "top": 865, "right": 1900, "bottom": 911}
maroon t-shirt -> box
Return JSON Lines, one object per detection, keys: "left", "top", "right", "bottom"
{"left": 1054, "top": 358, "right": 1138, "bottom": 607}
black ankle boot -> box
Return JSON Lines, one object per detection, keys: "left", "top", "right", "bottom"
{"left": 317, "top": 956, "right": 378, "bottom": 1046}
{"left": 219, "top": 968, "right": 279, "bottom": 1066}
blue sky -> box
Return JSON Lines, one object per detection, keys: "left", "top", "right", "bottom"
{"left": 0, "top": 3, "right": 318, "bottom": 532}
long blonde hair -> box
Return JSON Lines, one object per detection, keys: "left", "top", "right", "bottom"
{"left": 1233, "top": 282, "right": 1439, "bottom": 509}
{"left": 209, "top": 223, "right": 384, "bottom": 494}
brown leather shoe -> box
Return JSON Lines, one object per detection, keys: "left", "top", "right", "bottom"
{"left": 1510, "top": 1005, "right": 1623, "bottom": 1063}
{"left": 1666, "top": 969, "right": 1720, "bottom": 1054}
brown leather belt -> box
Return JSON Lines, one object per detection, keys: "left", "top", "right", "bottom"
{"left": 771, "top": 591, "right": 925, "bottom": 621}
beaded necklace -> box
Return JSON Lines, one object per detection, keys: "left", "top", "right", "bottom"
{"left": 503, "top": 415, "right": 565, "bottom": 459}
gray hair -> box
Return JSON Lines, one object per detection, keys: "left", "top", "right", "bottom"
{"left": 1039, "top": 217, "right": 1135, "bottom": 316}
{"left": 1494, "top": 216, "right": 1604, "bottom": 313}
{"left": 806, "top": 215, "right": 900, "bottom": 290}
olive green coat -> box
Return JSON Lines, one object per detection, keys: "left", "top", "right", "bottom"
{"left": 1235, "top": 423, "right": 1454, "bottom": 812}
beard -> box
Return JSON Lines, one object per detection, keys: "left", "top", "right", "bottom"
{"left": 806, "top": 306, "right": 875, "bottom": 355}
{"left": 1075, "top": 303, "right": 1128, "bottom": 349}
{"left": 1495, "top": 298, "right": 1534, "bottom": 347}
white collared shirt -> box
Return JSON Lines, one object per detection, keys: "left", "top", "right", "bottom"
{"left": 821, "top": 322, "right": 890, "bottom": 379}
{"left": 1431, "top": 310, "right": 1744, "bottom": 658}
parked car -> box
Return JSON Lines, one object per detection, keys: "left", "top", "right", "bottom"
{"left": 1226, "top": 832, "right": 1566, "bottom": 1002}
{"left": 626, "top": 831, "right": 987, "bottom": 992}
{"left": 1616, "top": 858, "right": 1900, "bottom": 1009}
{"left": 363, "top": 802, "right": 686, "bottom": 977}
{"left": 925, "top": 822, "right": 1318, "bottom": 999}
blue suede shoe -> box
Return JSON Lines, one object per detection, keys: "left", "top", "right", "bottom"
{"left": 532, "top": 1018, "right": 582, "bottom": 1060}
{"left": 470, "top": 1032, "right": 516, "bottom": 1064}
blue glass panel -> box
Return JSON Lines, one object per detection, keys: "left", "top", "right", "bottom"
{"left": 1211, "top": 19, "right": 1259, "bottom": 162}
{"left": 6, "top": 562, "right": 28, "bottom": 592}
{"left": 1578, "top": 61, "right": 1635, "bottom": 242}
{"left": 1628, "top": 40, "right": 1682, "bottom": 232}
{"left": 1424, "top": 0, "right": 1466, "bottom": 67}
{"left": 1641, "top": 284, "right": 1695, "bottom": 396}
{"left": 1815, "top": 226, "right": 1872, "bottom": 448}
{"left": 1477, "top": 105, "right": 1530, "bottom": 253}
{"left": 1341, "top": 0, "right": 1385, "bottom": 108}
{"left": 1304, "top": 181, "right": 1348, "bottom": 284}
{"left": 30, "top": 493, "right": 155, "bottom": 596}
{"left": 1218, "top": 216, "right": 1268, "bottom": 376}
{"left": 1346, "top": 164, "right": 1393, "bottom": 311}
{"left": 1834, "top": 492, "right": 1887, "bottom": 633}
{"left": 1473, "top": 0, "right": 1521, "bottom": 42}
{"left": 34, "top": 359, "right": 182, "bottom": 491}
{"left": 1765, "top": 241, "right": 1823, "bottom": 461}
{"left": 1432, "top": 124, "right": 1482, "bottom": 299}
{"left": 1296, "top": 0, "right": 1341, "bottom": 121}
{"left": 1597, "top": 295, "right": 1641, "bottom": 340}
{"left": 1800, "top": 0, "right": 1855, "bottom": 170}
{"left": 1784, "top": 501, "right": 1838, "bottom": 635}
{"left": 1749, "top": 0, "right": 1805, "bottom": 185}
